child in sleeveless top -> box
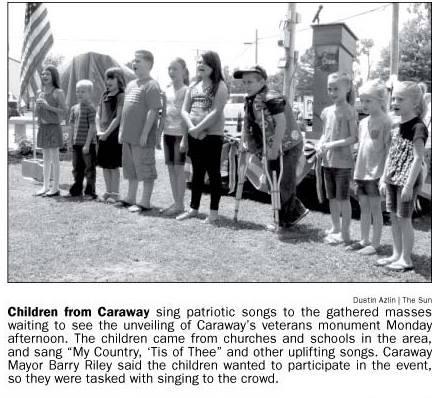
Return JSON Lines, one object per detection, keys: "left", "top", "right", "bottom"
{"left": 347, "top": 81, "right": 392, "bottom": 255}
{"left": 34, "top": 65, "right": 67, "bottom": 197}
{"left": 159, "top": 58, "right": 189, "bottom": 216}
{"left": 177, "top": 51, "right": 228, "bottom": 224}
{"left": 377, "top": 82, "right": 429, "bottom": 271}
{"left": 96, "top": 67, "right": 125, "bottom": 203}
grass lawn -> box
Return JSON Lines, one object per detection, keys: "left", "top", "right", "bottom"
{"left": 8, "top": 151, "right": 431, "bottom": 282}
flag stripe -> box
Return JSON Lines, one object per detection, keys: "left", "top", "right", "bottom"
{"left": 22, "top": 5, "right": 46, "bottom": 52}
{"left": 29, "top": 70, "right": 42, "bottom": 97}
{"left": 20, "top": 36, "right": 53, "bottom": 98}
{"left": 21, "top": 32, "right": 53, "bottom": 83}
{"left": 21, "top": 24, "right": 52, "bottom": 78}
{"left": 19, "top": 3, "right": 53, "bottom": 101}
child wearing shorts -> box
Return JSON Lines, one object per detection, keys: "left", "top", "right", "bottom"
{"left": 116, "top": 50, "right": 162, "bottom": 212}
{"left": 317, "top": 72, "right": 358, "bottom": 245}
{"left": 348, "top": 81, "right": 392, "bottom": 255}
{"left": 377, "top": 81, "right": 428, "bottom": 271}
{"left": 159, "top": 58, "right": 189, "bottom": 216}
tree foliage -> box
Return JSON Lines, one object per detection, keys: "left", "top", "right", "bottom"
{"left": 43, "top": 53, "right": 65, "bottom": 68}
{"left": 371, "top": 4, "right": 431, "bottom": 90}
{"left": 357, "top": 39, "right": 374, "bottom": 80}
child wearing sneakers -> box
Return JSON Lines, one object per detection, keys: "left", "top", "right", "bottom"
{"left": 68, "top": 79, "right": 97, "bottom": 199}
{"left": 233, "top": 65, "right": 309, "bottom": 231}
{"left": 116, "top": 50, "right": 162, "bottom": 212}
{"left": 377, "top": 82, "right": 428, "bottom": 271}
{"left": 96, "top": 67, "right": 125, "bottom": 203}
{"left": 317, "top": 72, "right": 358, "bottom": 245}
{"left": 347, "top": 81, "right": 392, "bottom": 255}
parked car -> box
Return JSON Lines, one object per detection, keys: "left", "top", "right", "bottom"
{"left": 8, "top": 92, "right": 21, "bottom": 118}
{"left": 224, "top": 93, "right": 246, "bottom": 137}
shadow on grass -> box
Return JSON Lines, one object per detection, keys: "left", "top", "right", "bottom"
{"left": 412, "top": 215, "right": 432, "bottom": 232}
{"left": 376, "top": 244, "right": 431, "bottom": 281}
{"left": 214, "top": 215, "right": 265, "bottom": 231}
{"left": 136, "top": 210, "right": 266, "bottom": 231}
{"left": 277, "top": 225, "right": 324, "bottom": 243}
{"left": 412, "top": 254, "right": 432, "bottom": 281}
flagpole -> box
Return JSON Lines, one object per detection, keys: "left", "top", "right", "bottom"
{"left": 31, "top": 94, "right": 36, "bottom": 161}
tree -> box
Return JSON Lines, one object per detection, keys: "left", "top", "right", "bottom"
{"left": 357, "top": 39, "right": 374, "bottom": 80}
{"left": 43, "top": 52, "right": 65, "bottom": 68}
{"left": 224, "top": 66, "right": 249, "bottom": 94}
{"left": 371, "top": 4, "right": 431, "bottom": 90}
{"left": 294, "top": 47, "right": 314, "bottom": 96}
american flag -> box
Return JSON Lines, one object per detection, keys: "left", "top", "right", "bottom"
{"left": 19, "top": 3, "right": 54, "bottom": 100}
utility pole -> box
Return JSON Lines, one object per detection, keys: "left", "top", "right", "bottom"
{"left": 390, "top": 3, "right": 399, "bottom": 79}
{"left": 282, "top": 3, "right": 298, "bottom": 105}
{"left": 244, "top": 29, "right": 259, "bottom": 64}
{"left": 255, "top": 29, "right": 258, "bottom": 64}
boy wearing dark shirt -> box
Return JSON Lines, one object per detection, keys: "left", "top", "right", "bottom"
{"left": 234, "top": 66, "right": 309, "bottom": 231}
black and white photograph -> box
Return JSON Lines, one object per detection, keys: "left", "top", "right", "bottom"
{"left": 3, "top": 3, "right": 432, "bottom": 398}
{"left": 7, "top": 2, "right": 431, "bottom": 282}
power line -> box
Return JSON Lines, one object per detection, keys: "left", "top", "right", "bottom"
{"left": 259, "top": 4, "right": 391, "bottom": 41}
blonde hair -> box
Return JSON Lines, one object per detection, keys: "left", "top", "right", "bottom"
{"left": 393, "top": 81, "right": 425, "bottom": 117}
{"left": 359, "top": 80, "right": 387, "bottom": 112}
{"left": 76, "top": 79, "right": 93, "bottom": 92}
{"left": 328, "top": 72, "right": 354, "bottom": 104}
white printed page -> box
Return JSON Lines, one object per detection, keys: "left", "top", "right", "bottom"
{"left": 3, "top": 2, "right": 431, "bottom": 397}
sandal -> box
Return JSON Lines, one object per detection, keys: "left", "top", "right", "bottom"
{"left": 345, "top": 241, "right": 367, "bottom": 251}
{"left": 113, "top": 200, "right": 133, "bottom": 208}
{"left": 324, "top": 235, "right": 344, "bottom": 245}
{"left": 385, "top": 262, "right": 414, "bottom": 272}
{"left": 357, "top": 245, "right": 377, "bottom": 256}
{"left": 376, "top": 257, "right": 398, "bottom": 267}
{"left": 128, "top": 204, "right": 151, "bottom": 213}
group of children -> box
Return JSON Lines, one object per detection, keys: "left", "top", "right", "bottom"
{"left": 33, "top": 50, "right": 429, "bottom": 273}
{"left": 317, "top": 73, "right": 428, "bottom": 272}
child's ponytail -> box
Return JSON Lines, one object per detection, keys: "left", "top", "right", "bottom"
{"left": 173, "top": 57, "right": 190, "bottom": 86}
{"left": 394, "top": 81, "right": 425, "bottom": 118}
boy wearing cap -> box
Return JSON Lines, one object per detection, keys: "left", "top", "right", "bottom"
{"left": 116, "top": 50, "right": 162, "bottom": 212}
{"left": 234, "top": 65, "right": 309, "bottom": 231}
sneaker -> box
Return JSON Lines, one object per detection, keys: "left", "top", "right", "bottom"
{"left": 113, "top": 199, "right": 134, "bottom": 208}
{"left": 345, "top": 241, "right": 367, "bottom": 251}
{"left": 128, "top": 204, "right": 151, "bottom": 213}
{"left": 106, "top": 193, "right": 119, "bottom": 204}
{"left": 44, "top": 190, "right": 60, "bottom": 197}
{"left": 160, "top": 204, "right": 178, "bottom": 215}
{"left": 325, "top": 228, "right": 340, "bottom": 236}
{"left": 101, "top": 192, "right": 110, "bottom": 201}
{"left": 266, "top": 223, "right": 279, "bottom": 233}
{"left": 176, "top": 209, "right": 198, "bottom": 221}
{"left": 324, "top": 234, "right": 344, "bottom": 245}
{"left": 357, "top": 245, "right": 378, "bottom": 256}
{"left": 165, "top": 207, "right": 184, "bottom": 216}
{"left": 34, "top": 188, "right": 49, "bottom": 196}
{"left": 289, "top": 209, "right": 310, "bottom": 227}
{"left": 83, "top": 193, "right": 97, "bottom": 200}
{"left": 203, "top": 212, "right": 219, "bottom": 224}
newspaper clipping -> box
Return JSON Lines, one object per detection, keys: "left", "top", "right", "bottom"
{"left": 4, "top": 2, "right": 431, "bottom": 398}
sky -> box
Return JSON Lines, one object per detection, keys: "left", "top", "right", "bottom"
{"left": 7, "top": 2, "right": 415, "bottom": 87}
